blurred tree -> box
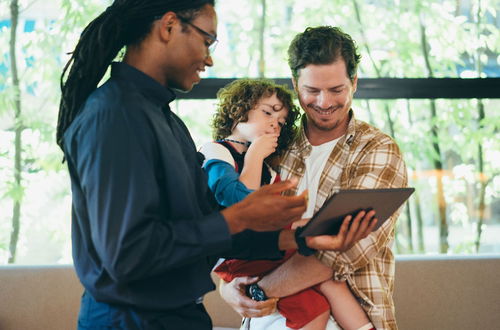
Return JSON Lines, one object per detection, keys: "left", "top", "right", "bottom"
{"left": 6, "top": 0, "right": 22, "bottom": 263}
{"left": 0, "top": 0, "right": 498, "bottom": 263}
{"left": 0, "top": 0, "right": 108, "bottom": 264}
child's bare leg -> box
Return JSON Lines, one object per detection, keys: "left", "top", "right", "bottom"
{"left": 300, "top": 310, "right": 330, "bottom": 330}
{"left": 319, "top": 280, "right": 371, "bottom": 330}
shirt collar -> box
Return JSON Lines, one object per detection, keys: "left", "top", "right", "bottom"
{"left": 293, "top": 110, "right": 357, "bottom": 154}
{"left": 344, "top": 110, "right": 356, "bottom": 145}
{"left": 292, "top": 115, "right": 312, "bottom": 154}
{"left": 111, "top": 62, "right": 176, "bottom": 107}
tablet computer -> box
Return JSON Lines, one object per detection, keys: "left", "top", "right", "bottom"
{"left": 299, "top": 187, "right": 415, "bottom": 237}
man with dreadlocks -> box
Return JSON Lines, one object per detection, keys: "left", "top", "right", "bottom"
{"left": 57, "top": 1, "right": 375, "bottom": 329}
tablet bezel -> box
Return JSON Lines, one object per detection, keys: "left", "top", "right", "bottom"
{"left": 299, "top": 187, "right": 415, "bottom": 237}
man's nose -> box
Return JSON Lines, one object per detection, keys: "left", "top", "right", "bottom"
{"left": 316, "top": 91, "right": 333, "bottom": 109}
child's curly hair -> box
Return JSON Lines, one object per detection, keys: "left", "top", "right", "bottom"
{"left": 212, "top": 79, "right": 300, "bottom": 167}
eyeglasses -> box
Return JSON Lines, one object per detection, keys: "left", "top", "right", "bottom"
{"left": 178, "top": 16, "right": 218, "bottom": 55}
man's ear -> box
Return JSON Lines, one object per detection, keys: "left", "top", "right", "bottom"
{"left": 158, "top": 11, "right": 178, "bottom": 41}
{"left": 352, "top": 74, "right": 358, "bottom": 93}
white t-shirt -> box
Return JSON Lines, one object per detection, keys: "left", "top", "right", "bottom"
{"left": 240, "top": 138, "right": 342, "bottom": 330}
{"left": 296, "top": 137, "right": 340, "bottom": 219}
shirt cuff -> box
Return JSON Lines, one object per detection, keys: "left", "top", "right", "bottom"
{"left": 228, "top": 230, "right": 284, "bottom": 260}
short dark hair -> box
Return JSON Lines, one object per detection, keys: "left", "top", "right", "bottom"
{"left": 287, "top": 26, "right": 361, "bottom": 81}
{"left": 212, "top": 79, "right": 299, "bottom": 167}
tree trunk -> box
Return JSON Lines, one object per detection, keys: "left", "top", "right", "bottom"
{"left": 364, "top": 100, "right": 375, "bottom": 125}
{"left": 351, "top": 0, "right": 396, "bottom": 137}
{"left": 419, "top": 16, "right": 448, "bottom": 253}
{"left": 414, "top": 192, "right": 425, "bottom": 253}
{"left": 351, "top": 0, "right": 395, "bottom": 140}
{"left": 351, "top": 0, "right": 411, "bottom": 250}
{"left": 394, "top": 229, "right": 404, "bottom": 254}
{"left": 473, "top": 0, "right": 487, "bottom": 253}
{"left": 406, "top": 100, "right": 425, "bottom": 253}
{"left": 258, "top": 0, "right": 266, "bottom": 77}
{"left": 351, "top": 0, "right": 380, "bottom": 77}
{"left": 431, "top": 116, "right": 448, "bottom": 253}
{"left": 383, "top": 104, "right": 395, "bottom": 138}
{"left": 8, "top": 0, "right": 23, "bottom": 264}
{"left": 404, "top": 204, "right": 414, "bottom": 253}
{"left": 473, "top": 80, "right": 487, "bottom": 253}
{"left": 475, "top": 159, "right": 487, "bottom": 252}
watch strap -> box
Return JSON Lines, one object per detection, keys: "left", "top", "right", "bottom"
{"left": 295, "top": 226, "right": 317, "bottom": 256}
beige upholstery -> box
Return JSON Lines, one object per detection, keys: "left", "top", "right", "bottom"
{"left": 394, "top": 255, "right": 500, "bottom": 330}
{"left": 205, "top": 273, "right": 242, "bottom": 328}
{"left": 0, "top": 256, "right": 499, "bottom": 330}
{"left": 0, "top": 265, "right": 82, "bottom": 330}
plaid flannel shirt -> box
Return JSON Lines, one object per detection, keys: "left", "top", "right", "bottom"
{"left": 280, "top": 111, "right": 408, "bottom": 330}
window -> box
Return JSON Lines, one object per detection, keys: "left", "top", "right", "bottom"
{"left": 0, "top": 0, "right": 498, "bottom": 264}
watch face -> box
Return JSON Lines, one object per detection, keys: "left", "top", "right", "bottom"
{"left": 247, "top": 284, "right": 268, "bottom": 301}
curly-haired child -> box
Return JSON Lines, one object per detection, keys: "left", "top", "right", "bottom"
{"left": 200, "top": 78, "right": 373, "bottom": 330}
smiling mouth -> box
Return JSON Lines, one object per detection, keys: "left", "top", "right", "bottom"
{"left": 312, "top": 106, "right": 337, "bottom": 115}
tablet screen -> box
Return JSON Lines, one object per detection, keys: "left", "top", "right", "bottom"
{"left": 299, "top": 188, "right": 415, "bottom": 237}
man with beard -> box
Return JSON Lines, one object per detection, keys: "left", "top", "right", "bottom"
{"left": 220, "top": 26, "right": 408, "bottom": 330}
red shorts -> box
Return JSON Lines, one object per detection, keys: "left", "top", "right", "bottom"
{"left": 214, "top": 251, "right": 330, "bottom": 329}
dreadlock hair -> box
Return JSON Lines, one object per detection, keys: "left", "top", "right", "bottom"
{"left": 212, "top": 78, "right": 300, "bottom": 169}
{"left": 57, "top": 0, "right": 215, "bottom": 149}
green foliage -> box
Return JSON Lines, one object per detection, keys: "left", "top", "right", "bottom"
{"left": 3, "top": 180, "right": 25, "bottom": 203}
{"left": 213, "top": 0, "right": 498, "bottom": 255}
{"left": 0, "top": 0, "right": 109, "bottom": 264}
{"left": 0, "top": 0, "right": 498, "bottom": 263}
{"left": 453, "top": 240, "right": 477, "bottom": 254}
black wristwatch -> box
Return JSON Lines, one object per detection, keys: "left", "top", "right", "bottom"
{"left": 246, "top": 283, "right": 268, "bottom": 301}
{"left": 295, "top": 226, "right": 317, "bottom": 256}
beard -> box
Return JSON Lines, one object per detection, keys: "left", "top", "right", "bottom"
{"left": 306, "top": 104, "right": 344, "bottom": 132}
{"left": 309, "top": 116, "right": 340, "bottom": 131}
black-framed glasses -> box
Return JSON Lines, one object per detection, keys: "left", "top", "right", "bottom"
{"left": 178, "top": 16, "right": 218, "bottom": 54}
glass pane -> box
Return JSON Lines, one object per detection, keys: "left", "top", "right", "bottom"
{"left": 173, "top": 97, "right": 500, "bottom": 255}
{"left": 352, "top": 98, "right": 500, "bottom": 254}
{"left": 0, "top": 0, "right": 498, "bottom": 264}
{"left": 210, "top": 0, "right": 499, "bottom": 78}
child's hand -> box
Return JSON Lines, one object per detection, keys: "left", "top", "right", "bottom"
{"left": 246, "top": 133, "right": 279, "bottom": 161}
{"left": 291, "top": 218, "right": 310, "bottom": 229}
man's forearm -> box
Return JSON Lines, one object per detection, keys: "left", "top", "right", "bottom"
{"left": 277, "top": 229, "right": 297, "bottom": 251}
{"left": 257, "top": 253, "right": 333, "bottom": 298}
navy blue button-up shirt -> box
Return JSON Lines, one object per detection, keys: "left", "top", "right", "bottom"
{"left": 63, "top": 62, "right": 282, "bottom": 310}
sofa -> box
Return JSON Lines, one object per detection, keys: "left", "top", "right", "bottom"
{"left": 0, "top": 255, "right": 499, "bottom": 330}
